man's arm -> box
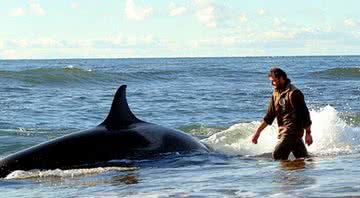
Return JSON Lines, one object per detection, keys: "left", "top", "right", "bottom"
{"left": 291, "top": 90, "right": 312, "bottom": 129}
{"left": 252, "top": 96, "right": 275, "bottom": 144}
{"left": 263, "top": 95, "right": 276, "bottom": 126}
{"left": 291, "top": 90, "right": 313, "bottom": 145}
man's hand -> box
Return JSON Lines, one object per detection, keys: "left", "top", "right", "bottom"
{"left": 305, "top": 127, "right": 313, "bottom": 146}
{"left": 305, "top": 133, "right": 313, "bottom": 146}
{"left": 252, "top": 132, "right": 260, "bottom": 144}
{"left": 252, "top": 121, "right": 268, "bottom": 144}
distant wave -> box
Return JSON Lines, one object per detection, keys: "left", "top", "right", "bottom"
{"left": 0, "top": 66, "right": 117, "bottom": 85}
{"left": 0, "top": 66, "right": 181, "bottom": 85}
{"left": 314, "top": 67, "right": 360, "bottom": 78}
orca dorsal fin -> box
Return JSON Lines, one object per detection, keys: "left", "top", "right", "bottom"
{"left": 100, "top": 85, "right": 143, "bottom": 129}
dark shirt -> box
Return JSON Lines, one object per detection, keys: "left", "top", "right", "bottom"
{"left": 263, "top": 84, "right": 312, "bottom": 138}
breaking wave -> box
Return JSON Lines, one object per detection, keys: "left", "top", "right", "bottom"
{"left": 202, "top": 105, "right": 360, "bottom": 157}
{"left": 0, "top": 66, "right": 120, "bottom": 85}
{"left": 0, "top": 66, "right": 181, "bottom": 85}
{"left": 5, "top": 167, "right": 137, "bottom": 180}
{"left": 314, "top": 67, "right": 360, "bottom": 79}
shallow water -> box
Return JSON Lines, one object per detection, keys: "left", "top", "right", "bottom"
{"left": 0, "top": 56, "right": 360, "bottom": 197}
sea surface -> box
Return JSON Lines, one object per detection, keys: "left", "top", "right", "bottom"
{"left": 0, "top": 56, "right": 359, "bottom": 197}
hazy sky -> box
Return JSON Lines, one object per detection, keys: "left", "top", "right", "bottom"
{"left": 1, "top": 0, "right": 360, "bottom": 59}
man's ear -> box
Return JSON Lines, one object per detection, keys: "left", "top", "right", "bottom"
{"left": 279, "top": 76, "right": 285, "bottom": 83}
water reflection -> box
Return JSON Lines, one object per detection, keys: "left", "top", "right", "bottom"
{"left": 280, "top": 158, "right": 316, "bottom": 171}
{"left": 110, "top": 174, "right": 139, "bottom": 185}
{"left": 280, "top": 159, "right": 306, "bottom": 171}
{"left": 272, "top": 159, "right": 317, "bottom": 194}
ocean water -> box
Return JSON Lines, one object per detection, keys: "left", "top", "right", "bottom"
{"left": 0, "top": 56, "right": 359, "bottom": 197}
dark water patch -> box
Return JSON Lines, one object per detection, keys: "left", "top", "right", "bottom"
{"left": 0, "top": 128, "right": 77, "bottom": 139}
{"left": 127, "top": 70, "right": 181, "bottom": 81}
{"left": 0, "top": 127, "right": 83, "bottom": 156}
{"left": 313, "top": 67, "right": 360, "bottom": 79}
{"left": 112, "top": 152, "right": 230, "bottom": 169}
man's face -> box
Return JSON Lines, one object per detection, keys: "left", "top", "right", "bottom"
{"left": 269, "top": 76, "right": 285, "bottom": 90}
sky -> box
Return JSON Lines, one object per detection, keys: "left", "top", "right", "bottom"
{"left": 1, "top": 0, "right": 360, "bottom": 59}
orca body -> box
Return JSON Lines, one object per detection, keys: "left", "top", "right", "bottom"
{"left": 0, "top": 85, "right": 209, "bottom": 178}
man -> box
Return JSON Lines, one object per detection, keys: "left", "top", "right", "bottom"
{"left": 252, "top": 67, "right": 313, "bottom": 160}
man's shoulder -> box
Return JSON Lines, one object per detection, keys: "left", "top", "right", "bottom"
{"left": 289, "top": 84, "right": 299, "bottom": 92}
{"left": 290, "top": 88, "right": 305, "bottom": 102}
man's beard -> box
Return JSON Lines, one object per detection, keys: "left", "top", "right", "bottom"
{"left": 275, "top": 83, "right": 286, "bottom": 91}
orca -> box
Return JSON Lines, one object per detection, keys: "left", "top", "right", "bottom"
{"left": 0, "top": 85, "right": 209, "bottom": 178}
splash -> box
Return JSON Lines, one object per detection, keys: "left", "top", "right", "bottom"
{"left": 308, "top": 105, "right": 351, "bottom": 155}
{"left": 203, "top": 121, "right": 277, "bottom": 156}
{"left": 203, "top": 105, "right": 358, "bottom": 157}
{"left": 4, "top": 167, "right": 137, "bottom": 180}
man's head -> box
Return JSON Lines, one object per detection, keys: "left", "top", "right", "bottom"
{"left": 268, "top": 67, "right": 289, "bottom": 90}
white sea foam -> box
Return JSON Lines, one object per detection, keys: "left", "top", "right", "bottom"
{"left": 64, "top": 65, "right": 92, "bottom": 72}
{"left": 203, "top": 105, "right": 358, "bottom": 157}
{"left": 203, "top": 121, "right": 277, "bottom": 156}
{"left": 65, "top": 65, "right": 74, "bottom": 69}
{"left": 5, "top": 167, "right": 137, "bottom": 180}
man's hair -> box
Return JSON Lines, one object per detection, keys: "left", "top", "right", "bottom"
{"left": 268, "top": 67, "right": 288, "bottom": 80}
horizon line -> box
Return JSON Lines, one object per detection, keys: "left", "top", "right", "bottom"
{"left": 1, "top": 54, "right": 360, "bottom": 61}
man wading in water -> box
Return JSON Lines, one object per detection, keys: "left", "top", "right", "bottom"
{"left": 252, "top": 67, "right": 313, "bottom": 160}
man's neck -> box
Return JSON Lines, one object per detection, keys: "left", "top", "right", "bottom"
{"left": 275, "top": 81, "right": 290, "bottom": 93}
